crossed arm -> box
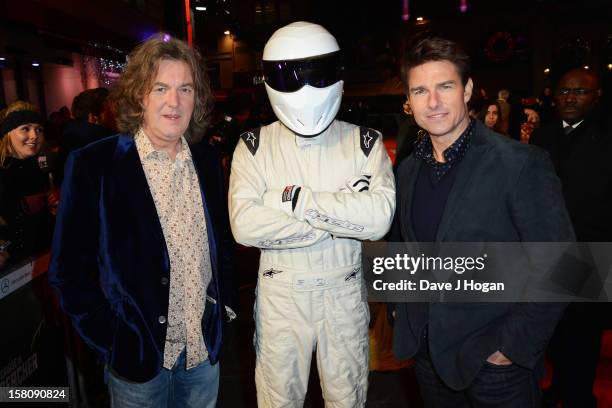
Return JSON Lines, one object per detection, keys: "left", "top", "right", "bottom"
{"left": 229, "top": 137, "right": 396, "bottom": 249}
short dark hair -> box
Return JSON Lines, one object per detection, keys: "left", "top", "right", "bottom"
{"left": 72, "top": 88, "right": 109, "bottom": 121}
{"left": 403, "top": 36, "right": 471, "bottom": 86}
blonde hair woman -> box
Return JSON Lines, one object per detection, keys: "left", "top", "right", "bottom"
{"left": 0, "top": 101, "right": 57, "bottom": 270}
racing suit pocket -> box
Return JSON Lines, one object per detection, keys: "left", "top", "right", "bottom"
{"left": 254, "top": 280, "right": 298, "bottom": 349}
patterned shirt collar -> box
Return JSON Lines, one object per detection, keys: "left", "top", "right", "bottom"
{"left": 414, "top": 118, "right": 475, "bottom": 182}
{"left": 135, "top": 128, "right": 191, "bottom": 162}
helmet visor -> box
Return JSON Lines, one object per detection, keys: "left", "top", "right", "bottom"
{"left": 263, "top": 51, "right": 343, "bottom": 93}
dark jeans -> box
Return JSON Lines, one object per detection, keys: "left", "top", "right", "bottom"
{"left": 107, "top": 349, "right": 219, "bottom": 408}
{"left": 414, "top": 343, "right": 541, "bottom": 408}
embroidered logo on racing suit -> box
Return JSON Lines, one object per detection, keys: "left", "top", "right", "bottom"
{"left": 282, "top": 185, "right": 295, "bottom": 202}
{"left": 359, "top": 126, "right": 380, "bottom": 157}
{"left": 304, "top": 209, "right": 364, "bottom": 232}
{"left": 263, "top": 268, "right": 283, "bottom": 278}
{"left": 246, "top": 132, "right": 256, "bottom": 146}
{"left": 345, "top": 267, "right": 360, "bottom": 281}
{"left": 363, "top": 131, "right": 373, "bottom": 149}
{"left": 258, "top": 233, "right": 316, "bottom": 247}
{"left": 240, "top": 127, "right": 261, "bottom": 156}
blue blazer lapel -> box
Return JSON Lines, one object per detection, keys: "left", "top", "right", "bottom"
{"left": 434, "top": 125, "right": 492, "bottom": 241}
{"left": 189, "top": 143, "right": 224, "bottom": 363}
{"left": 188, "top": 144, "right": 219, "bottom": 296}
{"left": 112, "top": 134, "right": 168, "bottom": 251}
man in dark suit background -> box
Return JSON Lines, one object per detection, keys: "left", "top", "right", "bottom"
{"left": 530, "top": 68, "right": 611, "bottom": 408}
{"left": 49, "top": 34, "right": 235, "bottom": 408}
{"left": 57, "top": 87, "right": 116, "bottom": 183}
{"left": 389, "top": 36, "right": 574, "bottom": 407}
{"left": 61, "top": 87, "right": 116, "bottom": 153}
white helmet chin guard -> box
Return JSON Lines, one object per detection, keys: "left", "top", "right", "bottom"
{"left": 262, "top": 21, "right": 344, "bottom": 136}
{"left": 264, "top": 82, "right": 343, "bottom": 137}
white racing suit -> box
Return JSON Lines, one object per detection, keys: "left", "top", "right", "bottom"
{"left": 229, "top": 120, "right": 395, "bottom": 407}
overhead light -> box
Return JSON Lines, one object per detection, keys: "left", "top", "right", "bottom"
{"left": 607, "top": 63, "right": 612, "bottom": 71}
{"left": 543, "top": 68, "right": 550, "bottom": 74}
{"left": 224, "top": 30, "right": 230, "bottom": 35}
{"left": 32, "top": 62, "right": 40, "bottom": 67}
{"left": 583, "top": 65, "right": 590, "bottom": 70}
{"left": 0, "top": 57, "right": 5, "bottom": 61}
{"left": 416, "top": 16, "right": 424, "bottom": 21}
{"left": 195, "top": 6, "right": 206, "bottom": 11}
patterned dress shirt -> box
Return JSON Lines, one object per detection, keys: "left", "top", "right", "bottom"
{"left": 135, "top": 129, "right": 212, "bottom": 369}
{"left": 414, "top": 118, "right": 475, "bottom": 183}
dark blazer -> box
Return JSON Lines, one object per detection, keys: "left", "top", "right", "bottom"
{"left": 62, "top": 120, "right": 115, "bottom": 153}
{"left": 530, "top": 108, "right": 612, "bottom": 241}
{"left": 390, "top": 122, "right": 575, "bottom": 390}
{"left": 48, "top": 134, "right": 236, "bottom": 383}
{"left": 58, "top": 120, "right": 115, "bottom": 183}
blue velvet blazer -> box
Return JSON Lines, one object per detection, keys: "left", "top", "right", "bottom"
{"left": 48, "top": 134, "right": 236, "bottom": 382}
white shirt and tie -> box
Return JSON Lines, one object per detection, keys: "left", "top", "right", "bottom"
{"left": 562, "top": 120, "right": 583, "bottom": 135}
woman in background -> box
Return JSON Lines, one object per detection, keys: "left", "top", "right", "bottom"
{"left": 0, "top": 101, "right": 58, "bottom": 270}
{"left": 479, "top": 100, "right": 506, "bottom": 135}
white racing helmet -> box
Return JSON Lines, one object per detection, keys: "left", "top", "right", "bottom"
{"left": 262, "top": 21, "right": 344, "bottom": 136}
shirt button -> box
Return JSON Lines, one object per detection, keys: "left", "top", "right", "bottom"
{"left": 160, "top": 277, "right": 169, "bottom": 285}
{"left": 158, "top": 315, "right": 167, "bottom": 324}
